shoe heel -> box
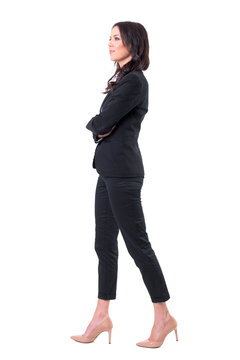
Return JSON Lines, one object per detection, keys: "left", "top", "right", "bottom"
{"left": 108, "top": 328, "right": 112, "bottom": 344}
{"left": 174, "top": 328, "right": 178, "bottom": 341}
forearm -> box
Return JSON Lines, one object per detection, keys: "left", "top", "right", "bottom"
{"left": 86, "top": 113, "right": 117, "bottom": 135}
{"left": 92, "top": 125, "right": 116, "bottom": 143}
{"left": 97, "top": 125, "right": 116, "bottom": 138}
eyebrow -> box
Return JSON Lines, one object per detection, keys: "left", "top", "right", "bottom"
{"left": 109, "top": 34, "right": 120, "bottom": 37}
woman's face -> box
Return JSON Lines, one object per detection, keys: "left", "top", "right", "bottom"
{"left": 108, "top": 26, "right": 132, "bottom": 68}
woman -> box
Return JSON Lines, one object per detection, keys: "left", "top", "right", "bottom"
{"left": 71, "top": 21, "right": 178, "bottom": 349}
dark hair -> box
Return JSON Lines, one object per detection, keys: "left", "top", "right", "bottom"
{"left": 103, "top": 21, "right": 150, "bottom": 94}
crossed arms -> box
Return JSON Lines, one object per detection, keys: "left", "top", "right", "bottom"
{"left": 85, "top": 72, "right": 142, "bottom": 143}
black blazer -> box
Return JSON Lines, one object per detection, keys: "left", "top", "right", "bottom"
{"left": 85, "top": 69, "right": 148, "bottom": 177}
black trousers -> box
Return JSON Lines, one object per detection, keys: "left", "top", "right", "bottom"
{"left": 94, "top": 174, "right": 170, "bottom": 303}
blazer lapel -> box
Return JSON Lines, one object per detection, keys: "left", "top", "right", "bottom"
{"left": 99, "top": 91, "right": 112, "bottom": 112}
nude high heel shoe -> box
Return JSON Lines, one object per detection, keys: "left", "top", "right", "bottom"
{"left": 136, "top": 314, "right": 178, "bottom": 348}
{"left": 70, "top": 316, "right": 113, "bottom": 344}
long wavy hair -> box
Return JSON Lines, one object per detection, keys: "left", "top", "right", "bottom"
{"left": 103, "top": 21, "right": 150, "bottom": 94}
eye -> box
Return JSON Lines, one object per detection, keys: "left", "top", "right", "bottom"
{"left": 109, "top": 37, "right": 120, "bottom": 41}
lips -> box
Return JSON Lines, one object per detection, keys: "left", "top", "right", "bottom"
{"left": 109, "top": 50, "right": 115, "bottom": 53}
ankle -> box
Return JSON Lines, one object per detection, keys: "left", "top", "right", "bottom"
{"left": 96, "top": 299, "right": 110, "bottom": 312}
{"left": 93, "top": 308, "right": 109, "bottom": 319}
{"left": 153, "top": 308, "right": 171, "bottom": 324}
{"left": 95, "top": 311, "right": 109, "bottom": 316}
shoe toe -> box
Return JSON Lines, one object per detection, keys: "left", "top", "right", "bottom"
{"left": 136, "top": 339, "right": 150, "bottom": 347}
{"left": 70, "top": 335, "right": 81, "bottom": 341}
{"left": 71, "top": 335, "right": 86, "bottom": 342}
{"left": 136, "top": 338, "right": 161, "bottom": 348}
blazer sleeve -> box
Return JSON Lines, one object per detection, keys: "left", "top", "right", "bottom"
{"left": 85, "top": 72, "right": 142, "bottom": 137}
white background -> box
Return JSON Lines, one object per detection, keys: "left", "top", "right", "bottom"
{"left": 0, "top": 1, "right": 239, "bottom": 359}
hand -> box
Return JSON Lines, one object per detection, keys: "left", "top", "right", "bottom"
{"left": 97, "top": 125, "right": 116, "bottom": 138}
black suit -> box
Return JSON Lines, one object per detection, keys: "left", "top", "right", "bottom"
{"left": 86, "top": 69, "right": 148, "bottom": 177}
{"left": 85, "top": 70, "right": 170, "bottom": 303}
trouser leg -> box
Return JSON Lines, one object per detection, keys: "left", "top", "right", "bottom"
{"left": 101, "top": 176, "right": 170, "bottom": 303}
{"left": 94, "top": 175, "right": 119, "bottom": 300}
